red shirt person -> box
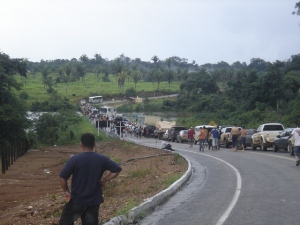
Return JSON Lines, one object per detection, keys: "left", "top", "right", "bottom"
{"left": 188, "top": 127, "right": 195, "bottom": 147}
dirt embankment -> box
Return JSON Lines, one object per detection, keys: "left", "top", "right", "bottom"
{"left": 0, "top": 140, "right": 188, "bottom": 225}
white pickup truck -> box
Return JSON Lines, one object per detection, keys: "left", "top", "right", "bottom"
{"left": 251, "top": 123, "right": 284, "bottom": 151}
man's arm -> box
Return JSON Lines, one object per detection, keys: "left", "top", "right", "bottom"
{"left": 59, "top": 177, "right": 71, "bottom": 202}
{"left": 99, "top": 171, "right": 121, "bottom": 186}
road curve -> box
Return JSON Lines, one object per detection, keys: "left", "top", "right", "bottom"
{"left": 126, "top": 137, "right": 300, "bottom": 225}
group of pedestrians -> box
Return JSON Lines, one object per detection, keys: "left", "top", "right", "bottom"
{"left": 187, "top": 125, "right": 249, "bottom": 152}
{"left": 197, "top": 126, "right": 220, "bottom": 151}
{"left": 230, "top": 124, "right": 248, "bottom": 151}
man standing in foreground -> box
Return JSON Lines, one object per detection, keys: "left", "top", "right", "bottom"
{"left": 58, "top": 133, "right": 122, "bottom": 225}
{"left": 288, "top": 123, "right": 300, "bottom": 166}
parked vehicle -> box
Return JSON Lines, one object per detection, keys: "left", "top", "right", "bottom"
{"left": 155, "top": 121, "right": 176, "bottom": 140}
{"left": 176, "top": 130, "right": 189, "bottom": 143}
{"left": 220, "top": 126, "right": 241, "bottom": 148}
{"left": 251, "top": 123, "right": 285, "bottom": 151}
{"left": 237, "top": 129, "right": 256, "bottom": 149}
{"left": 144, "top": 125, "right": 156, "bottom": 137}
{"left": 193, "top": 125, "right": 215, "bottom": 144}
{"left": 273, "top": 128, "right": 294, "bottom": 153}
{"left": 168, "top": 126, "right": 186, "bottom": 142}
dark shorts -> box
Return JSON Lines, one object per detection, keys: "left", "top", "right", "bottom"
{"left": 241, "top": 137, "right": 246, "bottom": 146}
{"left": 295, "top": 146, "right": 300, "bottom": 156}
{"left": 59, "top": 199, "right": 100, "bottom": 225}
{"left": 232, "top": 134, "right": 238, "bottom": 147}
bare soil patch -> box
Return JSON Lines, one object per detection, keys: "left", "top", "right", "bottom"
{"left": 0, "top": 140, "right": 188, "bottom": 225}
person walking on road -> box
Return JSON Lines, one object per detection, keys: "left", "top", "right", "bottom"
{"left": 203, "top": 126, "right": 209, "bottom": 149}
{"left": 210, "top": 127, "right": 219, "bottom": 150}
{"left": 188, "top": 127, "right": 195, "bottom": 147}
{"left": 231, "top": 124, "right": 239, "bottom": 151}
{"left": 288, "top": 123, "right": 300, "bottom": 166}
{"left": 58, "top": 133, "right": 122, "bottom": 225}
{"left": 198, "top": 127, "right": 206, "bottom": 152}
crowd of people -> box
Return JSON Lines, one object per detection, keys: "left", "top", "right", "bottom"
{"left": 186, "top": 125, "right": 249, "bottom": 152}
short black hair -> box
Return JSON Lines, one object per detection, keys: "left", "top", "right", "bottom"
{"left": 81, "top": 133, "right": 95, "bottom": 149}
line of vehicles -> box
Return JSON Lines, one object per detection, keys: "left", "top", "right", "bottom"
{"left": 150, "top": 123, "right": 295, "bottom": 154}
{"left": 85, "top": 97, "right": 296, "bottom": 154}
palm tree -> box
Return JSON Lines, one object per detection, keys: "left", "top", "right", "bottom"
{"left": 131, "top": 70, "right": 142, "bottom": 89}
{"left": 111, "top": 58, "right": 126, "bottom": 82}
{"left": 75, "top": 63, "right": 86, "bottom": 84}
{"left": 152, "top": 68, "right": 164, "bottom": 89}
{"left": 94, "top": 66, "right": 103, "bottom": 82}
{"left": 151, "top": 55, "right": 159, "bottom": 64}
{"left": 41, "top": 66, "right": 49, "bottom": 89}
{"left": 165, "top": 57, "right": 172, "bottom": 69}
{"left": 164, "top": 69, "right": 175, "bottom": 87}
{"left": 117, "top": 71, "right": 127, "bottom": 89}
{"left": 151, "top": 55, "right": 159, "bottom": 68}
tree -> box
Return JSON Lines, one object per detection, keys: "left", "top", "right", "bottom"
{"left": 94, "top": 65, "right": 103, "bottom": 82}
{"left": 164, "top": 69, "right": 175, "bottom": 87}
{"left": 165, "top": 57, "right": 172, "bottom": 69}
{"left": 111, "top": 57, "right": 126, "bottom": 82}
{"left": 94, "top": 53, "right": 103, "bottom": 64}
{"left": 0, "top": 52, "right": 30, "bottom": 165}
{"left": 151, "top": 55, "right": 159, "bottom": 64}
{"left": 117, "top": 71, "right": 127, "bottom": 89}
{"left": 41, "top": 66, "right": 50, "bottom": 89}
{"left": 131, "top": 69, "right": 142, "bottom": 89}
{"left": 79, "top": 54, "right": 89, "bottom": 63}
{"left": 63, "top": 63, "right": 72, "bottom": 93}
{"left": 151, "top": 68, "right": 164, "bottom": 89}
{"left": 177, "top": 68, "right": 189, "bottom": 82}
{"left": 74, "top": 63, "right": 86, "bottom": 83}
{"left": 292, "top": 1, "right": 300, "bottom": 15}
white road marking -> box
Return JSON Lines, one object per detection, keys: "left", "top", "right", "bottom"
{"left": 126, "top": 137, "right": 296, "bottom": 224}
{"left": 175, "top": 148, "right": 242, "bottom": 225}
{"left": 126, "top": 138, "right": 241, "bottom": 225}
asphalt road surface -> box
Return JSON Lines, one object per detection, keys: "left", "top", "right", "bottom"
{"left": 123, "top": 136, "right": 300, "bottom": 225}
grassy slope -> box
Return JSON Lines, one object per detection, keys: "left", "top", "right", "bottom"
{"left": 16, "top": 73, "right": 181, "bottom": 106}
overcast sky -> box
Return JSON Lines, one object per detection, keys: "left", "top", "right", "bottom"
{"left": 0, "top": 0, "right": 299, "bottom": 65}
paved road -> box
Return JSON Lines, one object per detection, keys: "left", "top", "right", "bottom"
{"left": 123, "top": 136, "right": 300, "bottom": 225}
{"left": 102, "top": 94, "right": 178, "bottom": 105}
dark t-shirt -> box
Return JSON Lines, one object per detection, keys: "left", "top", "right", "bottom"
{"left": 59, "top": 152, "right": 122, "bottom": 206}
{"left": 211, "top": 129, "right": 219, "bottom": 139}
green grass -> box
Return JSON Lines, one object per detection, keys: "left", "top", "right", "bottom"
{"left": 15, "top": 73, "right": 180, "bottom": 106}
{"left": 115, "top": 198, "right": 141, "bottom": 216}
{"left": 163, "top": 172, "right": 184, "bottom": 188}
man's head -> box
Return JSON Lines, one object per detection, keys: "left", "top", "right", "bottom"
{"left": 297, "top": 123, "right": 300, "bottom": 128}
{"left": 81, "top": 133, "right": 95, "bottom": 149}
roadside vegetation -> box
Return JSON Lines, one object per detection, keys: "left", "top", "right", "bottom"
{"left": 1, "top": 48, "right": 300, "bottom": 157}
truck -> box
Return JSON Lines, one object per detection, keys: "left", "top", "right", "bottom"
{"left": 251, "top": 123, "right": 285, "bottom": 151}
{"left": 154, "top": 121, "right": 176, "bottom": 139}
